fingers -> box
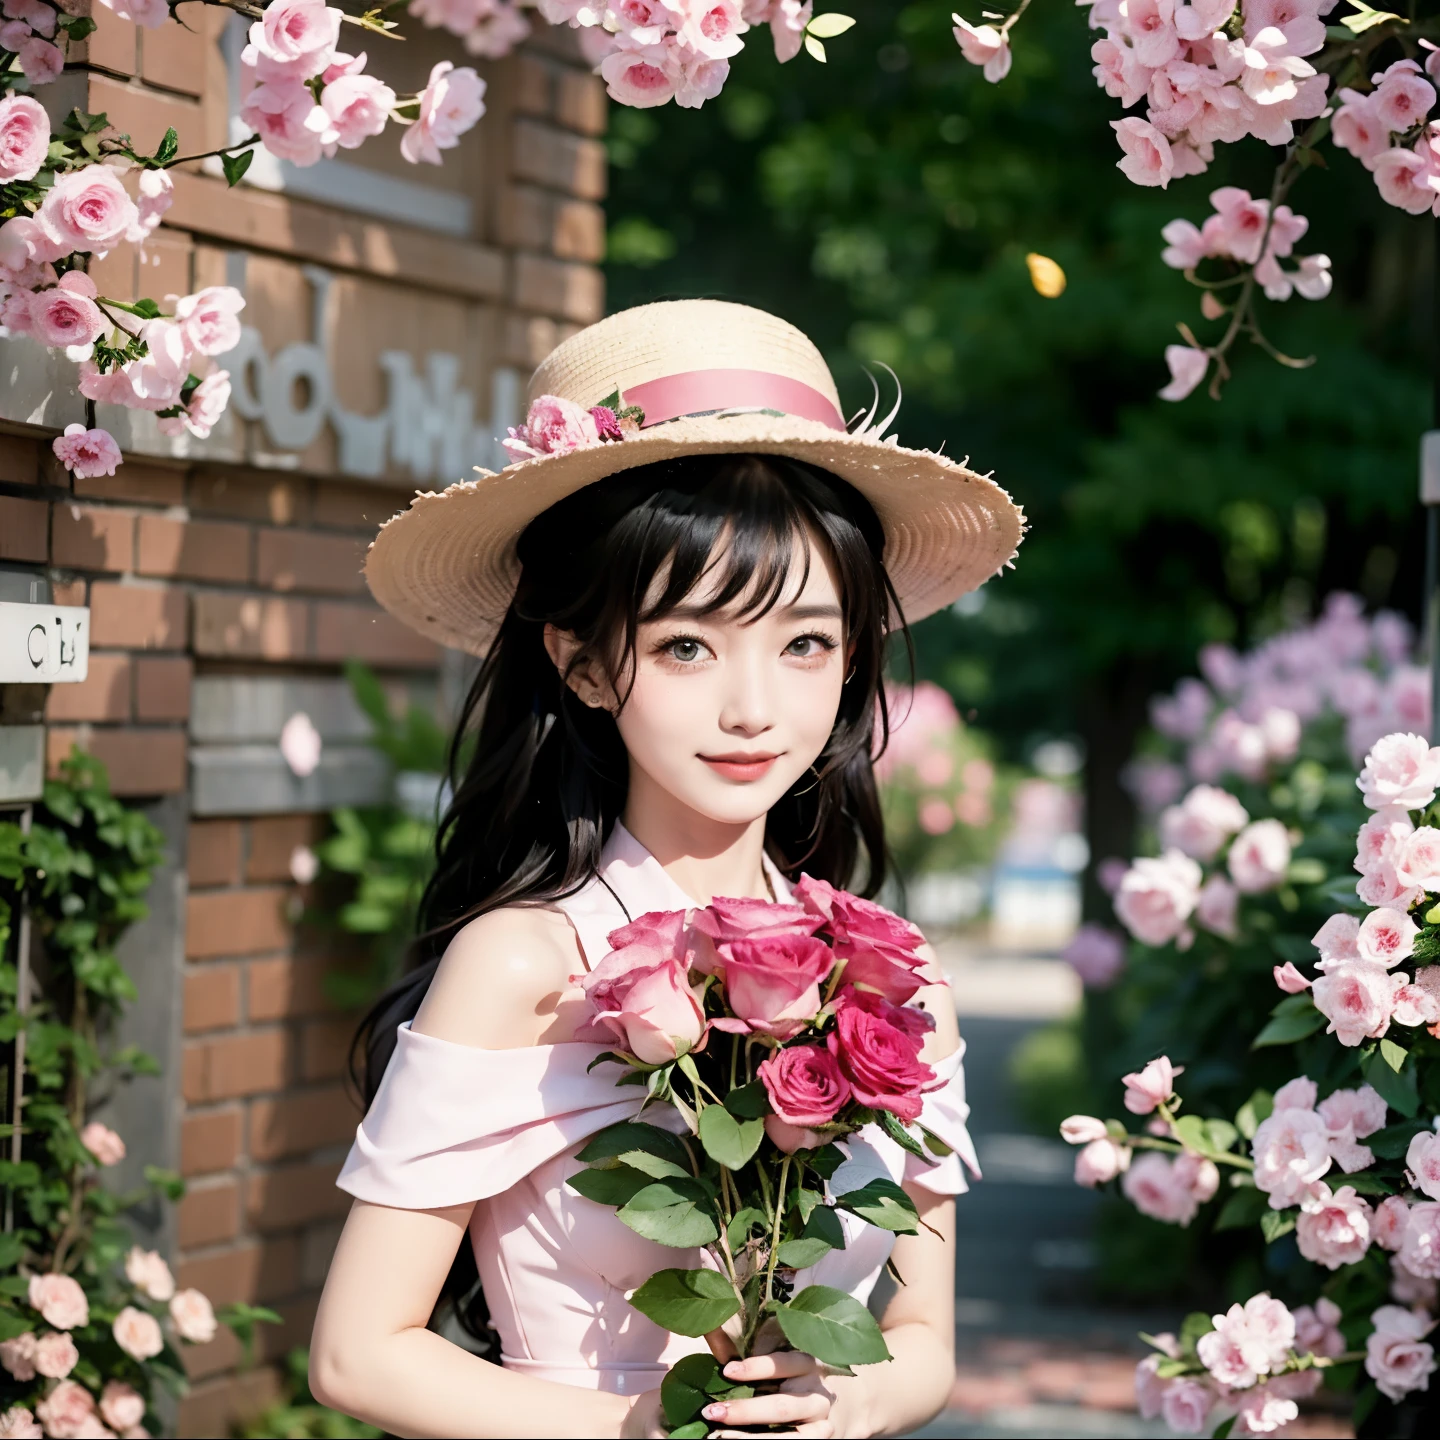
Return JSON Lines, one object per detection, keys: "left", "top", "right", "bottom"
{"left": 722, "top": 1351, "right": 821, "bottom": 1383}
{"left": 704, "top": 1327, "right": 739, "bottom": 1364}
{"left": 702, "top": 1392, "right": 830, "bottom": 1429}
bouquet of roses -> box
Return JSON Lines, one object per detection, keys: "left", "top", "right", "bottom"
{"left": 569, "top": 875, "right": 951, "bottom": 1436}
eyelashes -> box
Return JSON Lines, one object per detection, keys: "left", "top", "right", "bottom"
{"left": 648, "top": 630, "right": 840, "bottom": 664}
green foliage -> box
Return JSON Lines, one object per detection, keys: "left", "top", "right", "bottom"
{"left": 1008, "top": 1017, "right": 1093, "bottom": 1137}
{"left": 237, "top": 1349, "right": 382, "bottom": 1439}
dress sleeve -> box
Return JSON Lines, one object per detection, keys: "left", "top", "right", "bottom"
{"left": 336, "top": 1023, "right": 646, "bottom": 1209}
{"left": 904, "top": 1039, "right": 982, "bottom": 1196}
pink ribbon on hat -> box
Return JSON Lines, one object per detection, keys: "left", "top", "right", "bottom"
{"left": 621, "top": 369, "right": 845, "bottom": 432}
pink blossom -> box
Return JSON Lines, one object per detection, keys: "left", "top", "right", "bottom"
{"left": 279, "top": 711, "right": 322, "bottom": 777}
{"left": 1318, "top": 1084, "right": 1385, "bottom": 1170}
{"left": 1361, "top": 733, "right": 1440, "bottom": 810}
{"left": 113, "top": 1304, "right": 164, "bottom": 1361}
{"left": 1135, "top": 1352, "right": 1171, "bottom": 1418}
{"left": 124, "top": 1246, "right": 175, "bottom": 1302}
{"left": 503, "top": 394, "right": 601, "bottom": 462}
{"left": 1114, "top": 851, "right": 1201, "bottom": 946}
{"left": 1408, "top": 1130, "right": 1440, "bottom": 1201}
{"left": 718, "top": 933, "right": 833, "bottom": 1039}
{"left": 1313, "top": 961, "right": 1403, "bottom": 1046}
{"left": 1061, "top": 923, "right": 1126, "bottom": 987}
{"left": 1356, "top": 809, "right": 1415, "bottom": 878}
{"left": 0, "top": 95, "right": 50, "bottom": 183}
{"left": 0, "top": 215, "right": 44, "bottom": 271}
{"left": 1159, "top": 343, "right": 1207, "bottom": 400}
{"left": 1374, "top": 66, "right": 1436, "bottom": 133}
{"left": 0, "top": 1406, "right": 42, "bottom": 1439}
{"left": 169, "top": 1287, "right": 217, "bottom": 1343}
{"left": 1251, "top": 1105, "right": 1331, "bottom": 1206}
{"left": 80, "top": 1120, "right": 126, "bottom": 1166}
{"left": 32, "top": 1330, "right": 79, "bottom": 1380}
{"left": 38, "top": 166, "right": 140, "bottom": 257}
{"left": 1060, "top": 1115, "right": 1108, "bottom": 1144}
{"left": 579, "top": 929, "right": 706, "bottom": 1064}
{"left": 1243, "top": 0, "right": 1325, "bottom": 55}
{"left": 1113, "top": 117, "right": 1175, "bottom": 187}
{"left": 1160, "top": 1378, "right": 1213, "bottom": 1434}
{"left": 242, "top": 0, "right": 342, "bottom": 82}
{"left": 1396, "top": 826, "right": 1440, "bottom": 892}
{"left": 1296, "top": 1182, "right": 1372, "bottom": 1269}
{"left": 1126, "top": 0, "right": 1181, "bottom": 68}
{"left": 98, "top": 0, "right": 169, "bottom": 24}
{"left": 176, "top": 370, "right": 231, "bottom": 439}
{"left": 29, "top": 287, "right": 105, "bottom": 350}
{"left": 1333, "top": 90, "right": 1392, "bottom": 169}
{"left": 78, "top": 359, "right": 139, "bottom": 408}
{"left": 1392, "top": 981, "right": 1440, "bottom": 1028}
{"left": 1075, "top": 1136, "right": 1130, "bottom": 1186}
{"left": 1122, "top": 1055, "right": 1183, "bottom": 1114}
{"left": 1366, "top": 1304, "right": 1437, "bottom": 1401}
{"left": 1151, "top": 678, "right": 1213, "bottom": 739}
{"left": 1401, "top": 1201, "right": 1440, "bottom": 1278}
{"left": 1160, "top": 217, "right": 1209, "bottom": 270}
{"left": 952, "top": 16, "right": 1012, "bottom": 83}
{"left": 99, "top": 1384, "right": 144, "bottom": 1434}
{"left": 34, "top": 1382, "right": 98, "bottom": 1440}
{"left": 1293, "top": 1297, "right": 1345, "bottom": 1359}
{"left": 598, "top": 43, "right": 679, "bottom": 108}
{"left": 173, "top": 285, "right": 245, "bottom": 357}
{"left": 1357, "top": 907, "right": 1418, "bottom": 967}
{"left": 17, "top": 36, "right": 62, "bottom": 84}
{"left": 1273, "top": 1075, "right": 1317, "bottom": 1112}
{"left": 767, "top": 0, "right": 811, "bottom": 63}
{"left": 312, "top": 70, "right": 397, "bottom": 152}
{"left": 1236, "top": 1383, "right": 1303, "bottom": 1435}
{"left": 401, "top": 61, "right": 487, "bottom": 163}
{"left": 1241, "top": 26, "right": 1316, "bottom": 106}
{"left": 127, "top": 317, "right": 190, "bottom": 410}
{"left": 1392, "top": 1254, "right": 1437, "bottom": 1306}
{"left": 1196, "top": 1293, "right": 1295, "bottom": 1388}
{"left": 1092, "top": 37, "right": 1148, "bottom": 108}
{"left": 758, "top": 1044, "right": 850, "bottom": 1128}
{"left": 675, "top": 51, "right": 731, "bottom": 110}
{"left": 828, "top": 987, "right": 935, "bottom": 1121}
{"left": 0, "top": 17, "right": 28, "bottom": 47}
{"left": 1373, "top": 143, "right": 1440, "bottom": 215}
{"left": 680, "top": 0, "right": 745, "bottom": 60}
{"left": 1121, "top": 1151, "right": 1211, "bottom": 1225}
{"left": 28, "top": 1274, "right": 88, "bottom": 1331}
{"left": 1375, "top": 1196, "right": 1411, "bottom": 1251}
{"left": 1274, "top": 961, "right": 1311, "bottom": 993}
{"left": 1227, "top": 819, "right": 1292, "bottom": 893}
{"left": 1173, "top": 0, "right": 1232, "bottom": 41}
{"left": 52, "top": 424, "right": 123, "bottom": 480}
{"left": 241, "top": 78, "right": 326, "bottom": 166}
{"left": 0, "top": 1333, "right": 36, "bottom": 1382}
{"left": 1357, "top": 862, "right": 1424, "bottom": 912}
{"left": 126, "top": 167, "right": 170, "bottom": 247}
{"left": 1159, "top": 784, "right": 1249, "bottom": 861}
{"left": 605, "top": 0, "right": 676, "bottom": 44}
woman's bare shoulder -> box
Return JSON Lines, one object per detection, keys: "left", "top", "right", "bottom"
{"left": 411, "top": 904, "right": 585, "bottom": 1050}
{"left": 912, "top": 940, "right": 961, "bottom": 1062}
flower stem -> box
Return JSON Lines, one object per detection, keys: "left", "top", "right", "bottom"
{"left": 763, "top": 1155, "right": 791, "bottom": 1311}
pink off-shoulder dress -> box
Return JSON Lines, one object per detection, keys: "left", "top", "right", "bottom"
{"left": 337, "top": 824, "right": 980, "bottom": 1398}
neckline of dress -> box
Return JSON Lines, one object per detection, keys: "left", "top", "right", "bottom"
{"left": 599, "top": 822, "right": 794, "bottom": 917}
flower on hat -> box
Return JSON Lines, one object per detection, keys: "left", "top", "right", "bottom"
{"left": 502, "top": 390, "right": 646, "bottom": 464}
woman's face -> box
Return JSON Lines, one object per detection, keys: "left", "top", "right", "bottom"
{"left": 605, "top": 530, "right": 848, "bottom": 830}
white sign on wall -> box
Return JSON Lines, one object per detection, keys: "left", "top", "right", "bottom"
{"left": 0, "top": 603, "right": 89, "bottom": 684}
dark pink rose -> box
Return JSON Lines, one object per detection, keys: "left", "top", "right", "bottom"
{"left": 795, "top": 875, "right": 933, "bottom": 1003}
{"left": 718, "top": 934, "right": 834, "bottom": 1040}
{"left": 691, "top": 896, "right": 822, "bottom": 975}
{"left": 828, "top": 987, "right": 935, "bottom": 1122}
{"left": 758, "top": 1044, "right": 851, "bottom": 1127}
{"left": 764, "top": 1115, "right": 829, "bottom": 1154}
{"left": 606, "top": 908, "right": 691, "bottom": 956}
{"left": 579, "top": 920, "right": 706, "bottom": 1065}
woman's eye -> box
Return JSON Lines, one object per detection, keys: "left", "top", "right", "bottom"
{"left": 785, "top": 634, "right": 835, "bottom": 659}
{"left": 668, "top": 638, "right": 705, "bottom": 663}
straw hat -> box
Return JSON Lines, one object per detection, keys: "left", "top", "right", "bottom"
{"left": 366, "top": 299, "right": 1024, "bottom": 655}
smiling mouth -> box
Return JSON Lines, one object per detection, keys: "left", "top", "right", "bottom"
{"left": 700, "top": 753, "right": 782, "bottom": 782}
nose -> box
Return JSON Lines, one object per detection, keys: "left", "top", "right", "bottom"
{"left": 717, "top": 646, "right": 774, "bottom": 740}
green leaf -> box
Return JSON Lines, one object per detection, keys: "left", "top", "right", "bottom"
{"left": 617, "top": 1179, "right": 719, "bottom": 1247}
{"left": 1368, "top": 1120, "right": 1429, "bottom": 1160}
{"left": 659, "top": 1353, "right": 753, "bottom": 1427}
{"left": 1213, "top": 1417, "right": 1236, "bottom": 1440}
{"left": 1252, "top": 1001, "right": 1324, "bottom": 1048}
{"left": 129, "top": 298, "right": 162, "bottom": 319}
{"left": 1179, "top": 1311, "right": 1215, "bottom": 1351}
{"left": 803, "top": 1203, "right": 846, "bottom": 1250}
{"left": 727, "top": 1205, "right": 766, "bottom": 1250}
{"left": 835, "top": 1177, "right": 920, "bottom": 1234}
{"left": 806, "top": 1143, "right": 845, "bottom": 1179}
{"left": 777, "top": 1236, "right": 834, "bottom": 1267}
{"left": 807, "top": 12, "right": 856, "bottom": 37}
{"left": 1261, "top": 1209, "right": 1296, "bottom": 1243}
{"left": 630, "top": 1269, "right": 740, "bottom": 1337}
{"left": 0, "top": 1309, "right": 34, "bottom": 1341}
{"left": 1380, "top": 1038, "right": 1408, "bottom": 1073}
{"left": 567, "top": 1165, "right": 652, "bottom": 1208}
{"left": 773, "top": 1284, "right": 890, "bottom": 1366}
{"left": 698, "top": 1104, "right": 764, "bottom": 1170}
{"left": 1339, "top": 3, "right": 1402, "bottom": 35}
{"left": 804, "top": 33, "right": 826, "bottom": 61}
{"left": 578, "top": 1122, "right": 693, "bottom": 1177}
{"left": 0, "top": 1233, "right": 21, "bottom": 1269}
{"left": 668, "top": 1424, "right": 709, "bottom": 1438}
{"left": 1235, "top": 1090, "right": 1273, "bottom": 1140}
{"left": 877, "top": 1108, "right": 926, "bottom": 1159}
{"left": 1215, "top": 1186, "right": 1268, "bottom": 1232}
{"left": 725, "top": 1081, "right": 770, "bottom": 1119}
{"left": 1362, "top": 1049, "right": 1419, "bottom": 1118}
{"left": 154, "top": 127, "right": 178, "bottom": 164}
{"left": 221, "top": 148, "right": 254, "bottom": 187}
{"left": 918, "top": 1123, "right": 953, "bottom": 1157}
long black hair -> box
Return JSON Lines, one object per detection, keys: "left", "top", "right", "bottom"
{"left": 352, "top": 451, "right": 909, "bottom": 1342}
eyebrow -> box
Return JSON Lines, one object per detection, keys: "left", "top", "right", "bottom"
{"left": 662, "top": 602, "right": 844, "bottom": 623}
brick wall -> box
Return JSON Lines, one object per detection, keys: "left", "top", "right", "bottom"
{"left": 0, "top": 11, "right": 606, "bottom": 1433}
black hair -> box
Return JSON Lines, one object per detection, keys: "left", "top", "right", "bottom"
{"left": 352, "top": 451, "right": 908, "bottom": 1344}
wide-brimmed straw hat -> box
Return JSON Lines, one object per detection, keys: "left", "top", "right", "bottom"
{"left": 365, "top": 299, "right": 1025, "bottom": 655}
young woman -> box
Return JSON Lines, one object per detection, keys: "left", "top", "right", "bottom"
{"left": 310, "top": 300, "right": 1024, "bottom": 1438}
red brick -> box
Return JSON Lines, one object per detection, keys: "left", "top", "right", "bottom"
{"left": 248, "top": 1085, "right": 356, "bottom": 1162}
{"left": 51, "top": 503, "right": 135, "bottom": 573}
{"left": 192, "top": 592, "right": 310, "bottom": 660}
{"left": 177, "top": 1178, "right": 241, "bottom": 1248}
{"left": 299, "top": 1017, "right": 354, "bottom": 1082}
{"left": 136, "top": 514, "right": 251, "bottom": 583}
{"left": 311, "top": 479, "right": 408, "bottom": 530}
{"left": 178, "top": 1238, "right": 301, "bottom": 1307}
{"left": 52, "top": 580, "right": 86, "bottom": 607}
{"left": 176, "top": 1366, "right": 282, "bottom": 1438}
{"left": 511, "top": 52, "right": 554, "bottom": 116}
{"left": 139, "top": 7, "right": 205, "bottom": 95}
{"left": 88, "top": 581, "right": 187, "bottom": 649}
{"left": 0, "top": 496, "right": 47, "bottom": 562}
{"left": 83, "top": 4, "right": 137, "bottom": 74}
{"left": 191, "top": 471, "right": 310, "bottom": 526}
{"left": 514, "top": 253, "right": 604, "bottom": 325}
{"left": 182, "top": 1031, "right": 290, "bottom": 1102}
{"left": 180, "top": 1323, "right": 247, "bottom": 1382}
{"left": 312, "top": 602, "right": 438, "bottom": 668}
{"left": 246, "top": 1158, "right": 347, "bottom": 1231}
{"left": 184, "top": 965, "right": 242, "bottom": 1033}
{"left": 46, "top": 727, "right": 186, "bottom": 795}
{"left": 181, "top": 1108, "right": 243, "bottom": 1176}
{"left": 188, "top": 819, "right": 242, "bottom": 888}
{"left": 246, "top": 815, "right": 322, "bottom": 883}
{"left": 553, "top": 198, "right": 606, "bottom": 264}
{"left": 44, "top": 653, "right": 130, "bottom": 723}
{"left": 73, "top": 461, "right": 185, "bottom": 506}
{"left": 255, "top": 528, "right": 365, "bottom": 594}
{"left": 186, "top": 888, "right": 290, "bottom": 959}
{"left": 556, "top": 70, "right": 607, "bottom": 136}
{"left": 248, "top": 956, "right": 336, "bottom": 1023}
{"left": 512, "top": 119, "right": 607, "bottom": 201}
{"left": 0, "top": 433, "right": 39, "bottom": 485}
{"left": 134, "top": 655, "right": 192, "bottom": 721}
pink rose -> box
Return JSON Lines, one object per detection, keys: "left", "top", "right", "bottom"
{"left": 32, "top": 1330, "right": 79, "bottom": 1380}
{"left": 28, "top": 1274, "right": 88, "bottom": 1331}
{"left": 0, "top": 215, "right": 45, "bottom": 271}
{"left": 124, "top": 1247, "right": 174, "bottom": 1302}
{"left": 794, "top": 876, "right": 931, "bottom": 1002}
{"left": 1332, "top": 90, "right": 1390, "bottom": 169}
{"left": 242, "top": 0, "right": 342, "bottom": 82}
{"left": 763, "top": 1115, "right": 828, "bottom": 1153}
{"left": 1135, "top": 1352, "right": 1170, "bottom": 1419}
{"left": 127, "top": 166, "right": 174, "bottom": 243}
{"left": 175, "top": 370, "right": 232, "bottom": 440}
{"left": 679, "top": 0, "right": 745, "bottom": 60}
{"left": 1251, "top": 1106, "right": 1331, "bottom": 1207}
{"left": 1357, "top": 809, "right": 1415, "bottom": 877}
{"left": 1121, "top": 1055, "right": 1182, "bottom": 1115}
{"left": 1296, "top": 1182, "right": 1372, "bottom": 1269}
{"left": 718, "top": 933, "right": 833, "bottom": 1039}
{"left": 1112, "top": 117, "right": 1175, "bottom": 188}
{"left": 24, "top": 284, "right": 101, "bottom": 350}
{"left": 1121, "top": 1151, "right": 1214, "bottom": 1226}
{"left": 169, "top": 1287, "right": 216, "bottom": 1343}
{"left": 1060, "top": 924, "right": 1126, "bottom": 987}
{"left": 578, "top": 927, "right": 706, "bottom": 1065}
{"left": 240, "top": 78, "right": 326, "bottom": 166}
{"left": 1312, "top": 962, "right": 1402, "bottom": 1047}
{"left": 1114, "top": 851, "right": 1202, "bottom": 946}
{"left": 1159, "top": 785, "right": 1249, "bottom": 861}
{"left": 828, "top": 986, "right": 934, "bottom": 1122}
{"left": 1373, "top": 65, "right": 1435, "bottom": 133}
{"left": 172, "top": 285, "right": 245, "bottom": 357}
{"left": 99, "top": 1383, "right": 144, "bottom": 1433}
{"left": 52, "top": 425, "right": 122, "bottom": 480}
{"left": 951, "top": 17, "right": 1011, "bottom": 82}
{"left": 312, "top": 70, "right": 396, "bottom": 152}
{"left": 1374, "top": 142, "right": 1440, "bottom": 215}
{"left": 0, "top": 1333, "right": 37, "bottom": 1381}
{"left": 1196, "top": 1293, "right": 1295, "bottom": 1389}
{"left": 1357, "top": 907, "right": 1418, "bottom": 967}
{"left": 1408, "top": 1130, "right": 1440, "bottom": 1200}
{"left": 400, "top": 61, "right": 487, "bottom": 164}
{"left": 112, "top": 1305, "right": 164, "bottom": 1361}
{"left": 38, "top": 166, "right": 139, "bottom": 256}
{"left": 1196, "top": 876, "right": 1240, "bottom": 940}
{"left": 1374, "top": 1196, "right": 1411, "bottom": 1251}
{"left": 599, "top": 45, "right": 679, "bottom": 109}
{"left": 758, "top": 1043, "right": 850, "bottom": 1129}
{"left": 1366, "top": 1304, "right": 1437, "bottom": 1401}
{"left": 1399, "top": 1200, "right": 1440, "bottom": 1278}
{"left": 1393, "top": 982, "right": 1440, "bottom": 1028}
{"left": 1274, "top": 961, "right": 1312, "bottom": 993}
{"left": 1391, "top": 1254, "right": 1437, "bottom": 1306}
{"left": 1159, "top": 1378, "right": 1213, "bottom": 1436}
{"left": 79, "top": 1120, "right": 126, "bottom": 1167}
{"left": 690, "top": 896, "right": 822, "bottom": 974}
{"left": 78, "top": 359, "right": 140, "bottom": 407}
{"left": 1357, "top": 861, "right": 1423, "bottom": 911}
{"left": 17, "top": 36, "right": 62, "bottom": 84}
{"left": 1318, "top": 1084, "right": 1386, "bottom": 1171}
{"left": 128, "top": 318, "right": 190, "bottom": 408}
{"left": 502, "top": 393, "right": 600, "bottom": 463}
{"left": 1396, "top": 826, "right": 1440, "bottom": 891}
{"left": 1093, "top": 37, "right": 1148, "bottom": 108}
{"left": 1074, "top": 1136, "right": 1130, "bottom": 1186}
{"left": 0, "top": 1405, "right": 43, "bottom": 1439}
{"left": 1060, "top": 1115, "right": 1107, "bottom": 1145}
{"left": 1227, "top": 818, "right": 1291, "bottom": 893}
{"left": 1274, "top": 1076, "right": 1317, "bottom": 1111}
{"left": 0, "top": 95, "right": 50, "bottom": 183}
{"left": 1312, "top": 913, "right": 1361, "bottom": 967}
{"left": 34, "top": 1382, "right": 97, "bottom": 1440}
{"left": 1359, "top": 733, "right": 1440, "bottom": 811}
{"left": 1293, "top": 1297, "right": 1345, "bottom": 1359}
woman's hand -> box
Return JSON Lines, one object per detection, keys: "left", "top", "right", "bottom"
{"left": 700, "top": 1351, "right": 870, "bottom": 1439}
